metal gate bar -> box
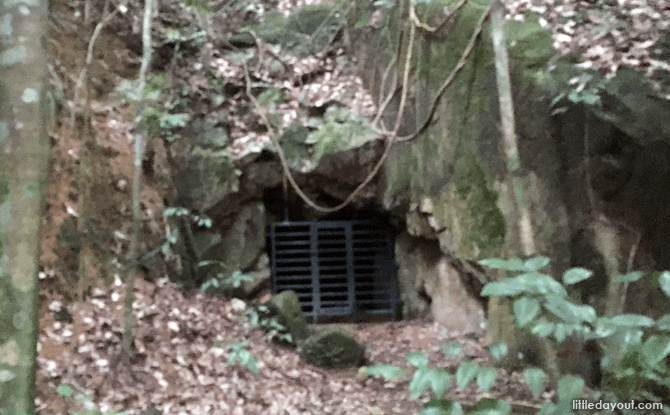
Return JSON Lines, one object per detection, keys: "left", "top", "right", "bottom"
{"left": 269, "top": 220, "right": 399, "bottom": 319}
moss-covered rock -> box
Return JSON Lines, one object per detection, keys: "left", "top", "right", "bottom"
{"left": 300, "top": 329, "right": 366, "bottom": 369}
{"left": 231, "top": 5, "right": 343, "bottom": 57}
{"left": 265, "top": 290, "right": 310, "bottom": 344}
{"left": 173, "top": 147, "right": 239, "bottom": 212}
{"left": 229, "top": 11, "right": 287, "bottom": 46}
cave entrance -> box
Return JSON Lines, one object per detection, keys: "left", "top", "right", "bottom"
{"left": 267, "top": 219, "right": 400, "bottom": 322}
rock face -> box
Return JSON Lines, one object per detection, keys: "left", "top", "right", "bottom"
{"left": 265, "top": 290, "right": 310, "bottom": 344}
{"left": 395, "top": 233, "right": 486, "bottom": 334}
{"left": 165, "top": 3, "right": 670, "bottom": 346}
{"left": 300, "top": 329, "right": 366, "bottom": 369}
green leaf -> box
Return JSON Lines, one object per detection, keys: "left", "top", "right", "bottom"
{"left": 410, "top": 367, "right": 433, "bottom": 399}
{"left": 57, "top": 384, "right": 74, "bottom": 397}
{"left": 488, "top": 342, "right": 508, "bottom": 361}
{"left": 481, "top": 280, "right": 526, "bottom": 296}
{"left": 422, "top": 399, "right": 464, "bottom": 415}
{"left": 478, "top": 257, "right": 527, "bottom": 271}
{"left": 257, "top": 87, "right": 286, "bottom": 107}
{"left": 619, "top": 271, "right": 646, "bottom": 283}
{"left": 482, "top": 273, "right": 567, "bottom": 297}
{"left": 543, "top": 295, "right": 596, "bottom": 324}
{"left": 523, "top": 256, "right": 550, "bottom": 272}
{"left": 562, "top": 267, "right": 593, "bottom": 285}
{"left": 428, "top": 368, "right": 450, "bottom": 398}
{"left": 456, "top": 360, "right": 479, "bottom": 388}
{"left": 471, "top": 398, "right": 511, "bottom": 415}
{"left": 656, "top": 314, "right": 670, "bottom": 331}
{"left": 514, "top": 297, "right": 541, "bottom": 327}
{"left": 407, "top": 351, "right": 429, "bottom": 368}
{"left": 524, "top": 368, "right": 545, "bottom": 398}
{"left": 554, "top": 323, "right": 569, "bottom": 343}
{"left": 641, "top": 335, "right": 670, "bottom": 365}
{"left": 477, "top": 367, "right": 497, "bottom": 391}
{"left": 557, "top": 375, "right": 584, "bottom": 404}
{"left": 442, "top": 342, "right": 462, "bottom": 357}
{"left": 660, "top": 271, "right": 670, "bottom": 297}
{"left": 610, "top": 314, "right": 655, "bottom": 328}
{"left": 362, "top": 365, "right": 406, "bottom": 380}
{"left": 531, "top": 321, "right": 555, "bottom": 337}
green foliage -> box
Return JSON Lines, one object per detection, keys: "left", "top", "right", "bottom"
{"left": 117, "top": 74, "right": 191, "bottom": 142}
{"left": 184, "top": 0, "right": 210, "bottom": 14}
{"left": 455, "top": 360, "right": 479, "bottom": 388}
{"left": 142, "top": 106, "right": 190, "bottom": 142}
{"left": 442, "top": 342, "right": 462, "bottom": 357}
{"left": 480, "top": 256, "right": 670, "bottom": 412}
{"left": 163, "top": 207, "right": 212, "bottom": 228}
{"left": 361, "top": 256, "right": 670, "bottom": 414}
{"left": 505, "top": 12, "right": 555, "bottom": 69}
{"left": 57, "top": 384, "right": 127, "bottom": 415}
{"left": 476, "top": 367, "right": 497, "bottom": 391}
{"left": 242, "top": 305, "right": 295, "bottom": 345}
{"left": 549, "top": 71, "right": 606, "bottom": 115}
{"left": 524, "top": 367, "right": 546, "bottom": 398}
{"left": 361, "top": 350, "right": 510, "bottom": 415}
{"left": 227, "top": 340, "right": 259, "bottom": 374}
{"left": 199, "top": 263, "right": 254, "bottom": 294}
{"left": 305, "top": 106, "right": 381, "bottom": 162}
{"left": 487, "top": 342, "right": 507, "bottom": 361}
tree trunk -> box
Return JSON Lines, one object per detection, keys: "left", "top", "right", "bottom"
{"left": 489, "top": 0, "right": 560, "bottom": 386}
{"left": 0, "top": 0, "right": 50, "bottom": 413}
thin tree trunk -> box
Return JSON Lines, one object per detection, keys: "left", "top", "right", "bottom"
{"left": 489, "top": 0, "right": 559, "bottom": 388}
{"left": 0, "top": 0, "right": 50, "bottom": 412}
{"left": 120, "top": 0, "right": 154, "bottom": 365}
{"left": 490, "top": 0, "right": 535, "bottom": 256}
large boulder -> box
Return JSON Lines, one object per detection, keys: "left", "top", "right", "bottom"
{"left": 300, "top": 329, "right": 366, "bottom": 369}
{"left": 265, "top": 290, "right": 310, "bottom": 344}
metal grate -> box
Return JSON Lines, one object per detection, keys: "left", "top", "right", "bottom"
{"left": 268, "top": 220, "right": 400, "bottom": 319}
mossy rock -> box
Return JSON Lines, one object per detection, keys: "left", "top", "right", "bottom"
{"left": 230, "top": 11, "right": 287, "bottom": 46}
{"left": 265, "top": 290, "right": 310, "bottom": 343}
{"left": 231, "top": 5, "right": 342, "bottom": 57}
{"left": 285, "top": 4, "right": 338, "bottom": 36}
{"left": 300, "top": 329, "right": 366, "bottom": 369}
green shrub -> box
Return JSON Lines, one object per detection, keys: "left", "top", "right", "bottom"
{"left": 360, "top": 257, "right": 670, "bottom": 415}
{"left": 227, "top": 340, "right": 259, "bottom": 374}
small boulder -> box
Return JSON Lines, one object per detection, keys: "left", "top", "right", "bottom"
{"left": 265, "top": 290, "right": 310, "bottom": 343}
{"left": 300, "top": 329, "right": 366, "bottom": 369}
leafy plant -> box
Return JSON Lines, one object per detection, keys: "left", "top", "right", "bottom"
{"left": 163, "top": 207, "right": 212, "bottom": 228}
{"left": 199, "top": 263, "right": 254, "bottom": 294}
{"left": 242, "top": 305, "right": 294, "bottom": 345}
{"left": 360, "top": 257, "right": 670, "bottom": 414}
{"left": 227, "top": 340, "right": 259, "bottom": 374}
{"left": 57, "top": 384, "right": 127, "bottom": 415}
{"left": 361, "top": 350, "right": 499, "bottom": 415}
{"left": 550, "top": 71, "right": 606, "bottom": 115}
{"left": 479, "top": 257, "right": 670, "bottom": 414}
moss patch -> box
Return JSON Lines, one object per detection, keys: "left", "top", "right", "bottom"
{"left": 300, "top": 329, "right": 366, "bottom": 369}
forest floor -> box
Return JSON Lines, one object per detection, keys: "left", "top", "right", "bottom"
{"left": 36, "top": 0, "right": 669, "bottom": 413}
{"left": 36, "top": 278, "right": 550, "bottom": 415}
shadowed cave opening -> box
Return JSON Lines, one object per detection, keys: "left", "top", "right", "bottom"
{"left": 263, "top": 186, "right": 402, "bottom": 322}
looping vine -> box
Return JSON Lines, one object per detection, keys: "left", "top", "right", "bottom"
{"left": 244, "top": 0, "right": 491, "bottom": 214}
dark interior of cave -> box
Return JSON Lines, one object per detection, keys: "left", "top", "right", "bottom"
{"left": 263, "top": 185, "right": 402, "bottom": 322}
